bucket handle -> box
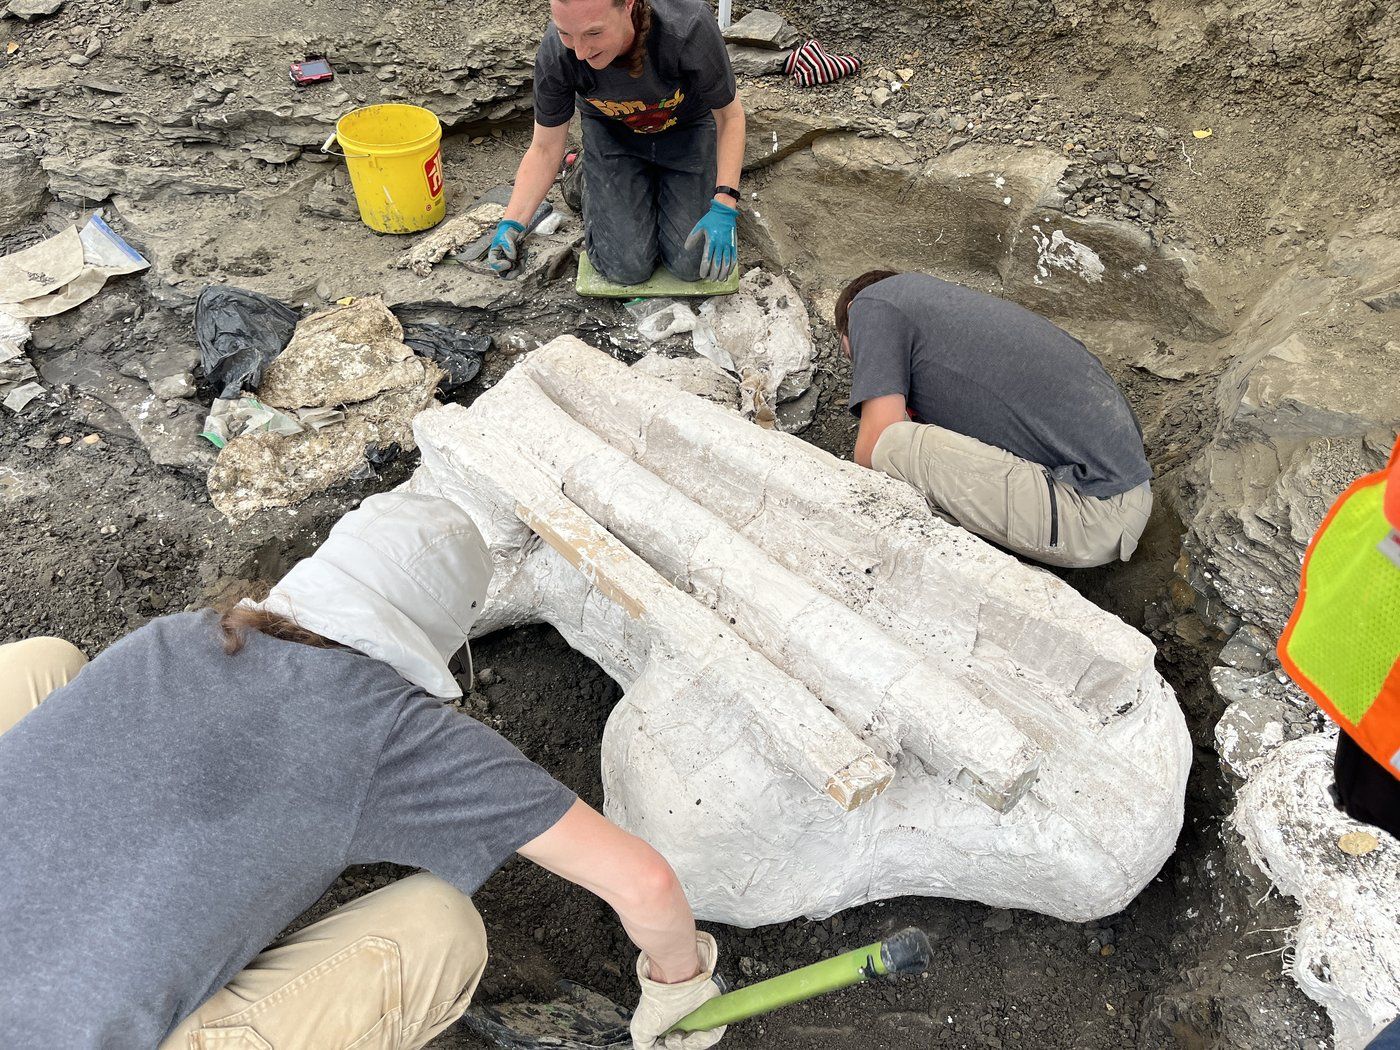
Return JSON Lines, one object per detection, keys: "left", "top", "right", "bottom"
{"left": 321, "top": 131, "right": 347, "bottom": 158}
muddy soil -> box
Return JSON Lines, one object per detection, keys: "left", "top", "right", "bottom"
{"left": 2, "top": 0, "right": 1396, "bottom": 1044}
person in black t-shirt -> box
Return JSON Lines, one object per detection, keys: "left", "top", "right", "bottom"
{"left": 488, "top": 0, "right": 746, "bottom": 286}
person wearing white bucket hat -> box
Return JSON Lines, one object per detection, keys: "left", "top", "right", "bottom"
{"left": 0, "top": 491, "right": 724, "bottom": 1050}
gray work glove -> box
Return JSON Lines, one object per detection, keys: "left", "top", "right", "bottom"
{"left": 630, "top": 931, "right": 726, "bottom": 1050}
{"left": 486, "top": 219, "right": 526, "bottom": 276}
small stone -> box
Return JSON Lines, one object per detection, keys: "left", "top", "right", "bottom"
{"left": 151, "top": 373, "right": 196, "bottom": 399}
{"left": 67, "top": 54, "right": 90, "bottom": 67}
{"left": 871, "top": 87, "right": 891, "bottom": 108}
{"left": 56, "top": 435, "right": 72, "bottom": 445}
{"left": 5, "top": 0, "right": 65, "bottom": 19}
{"left": 983, "top": 911, "right": 1014, "bottom": 933}
{"left": 1100, "top": 944, "right": 1115, "bottom": 957}
{"left": 81, "top": 433, "right": 102, "bottom": 445}
{"left": 476, "top": 667, "right": 498, "bottom": 688}
{"left": 721, "top": 10, "right": 800, "bottom": 50}
{"left": 532, "top": 926, "right": 546, "bottom": 943}
{"left": 1338, "top": 831, "right": 1379, "bottom": 856}
{"left": 950, "top": 115, "right": 968, "bottom": 132}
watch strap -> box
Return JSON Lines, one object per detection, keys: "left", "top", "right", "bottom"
{"left": 713, "top": 184, "right": 741, "bottom": 201}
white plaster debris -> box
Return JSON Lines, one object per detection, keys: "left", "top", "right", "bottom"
{"left": 408, "top": 336, "right": 1192, "bottom": 927}
{"left": 691, "top": 268, "right": 815, "bottom": 428}
{"left": 1031, "top": 225, "right": 1106, "bottom": 286}
{"left": 1235, "top": 734, "right": 1400, "bottom": 1048}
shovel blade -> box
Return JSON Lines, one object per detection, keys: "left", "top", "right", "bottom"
{"left": 457, "top": 981, "right": 632, "bottom": 1050}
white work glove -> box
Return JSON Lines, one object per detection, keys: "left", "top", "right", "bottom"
{"left": 630, "top": 931, "right": 726, "bottom": 1050}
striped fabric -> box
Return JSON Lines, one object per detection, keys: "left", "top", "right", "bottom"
{"left": 784, "top": 39, "right": 861, "bottom": 87}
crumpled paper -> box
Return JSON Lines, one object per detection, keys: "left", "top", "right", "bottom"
{"left": 0, "top": 215, "right": 149, "bottom": 321}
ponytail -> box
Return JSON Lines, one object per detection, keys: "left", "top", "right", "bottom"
{"left": 626, "top": 0, "right": 651, "bottom": 78}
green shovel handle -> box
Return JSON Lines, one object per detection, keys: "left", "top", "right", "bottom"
{"left": 667, "top": 927, "right": 931, "bottom": 1035}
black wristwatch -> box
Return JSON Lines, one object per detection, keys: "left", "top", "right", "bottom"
{"left": 713, "top": 185, "right": 741, "bottom": 203}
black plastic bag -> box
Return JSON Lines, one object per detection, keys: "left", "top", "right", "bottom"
{"left": 196, "top": 287, "right": 301, "bottom": 399}
{"left": 400, "top": 322, "right": 490, "bottom": 395}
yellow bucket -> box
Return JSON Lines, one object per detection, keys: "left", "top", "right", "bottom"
{"left": 326, "top": 104, "right": 446, "bottom": 234}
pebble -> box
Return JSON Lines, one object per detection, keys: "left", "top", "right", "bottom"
{"left": 67, "top": 54, "right": 90, "bottom": 67}
{"left": 983, "top": 911, "right": 1014, "bottom": 933}
{"left": 151, "top": 373, "right": 196, "bottom": 399}
{"left": 950, "top": 115, "right": 968, "bottom": 132}
{"left": 476, "top": 667, "right": 498, "bottom": 687}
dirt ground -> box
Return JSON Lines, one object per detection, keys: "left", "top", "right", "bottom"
{"left": 2, "top": 0, "right": 1396, "bottom": 1045}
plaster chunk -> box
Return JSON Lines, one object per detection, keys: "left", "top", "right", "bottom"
{"left": 1235, "top": 734, "right": 1400, "bottom": 1048}
{"left": 410, "top": 336, "right": 1191, "bottom": 926}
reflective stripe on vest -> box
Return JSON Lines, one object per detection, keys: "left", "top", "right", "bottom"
{"left": 1279, "top": 459, "right": 1400, "bottom": 779}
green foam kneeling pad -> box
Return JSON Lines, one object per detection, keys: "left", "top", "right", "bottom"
{"left": 575, "top": 252, "right": 741, "bottom": 298}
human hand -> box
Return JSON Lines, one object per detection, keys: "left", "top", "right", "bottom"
{"left": 630, "top": 931, "right": 726, "bottom": 1049}
{"left": 486, "top": 219, "right": 527, "bottom": 275}
{"left": 683, "top": 201, "right": 739, "bottom": 282}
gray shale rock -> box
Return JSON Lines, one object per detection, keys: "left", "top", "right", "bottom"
{"left": 726, "top": 44, "right": 789, "bottom": 77}
{"left": 722, "top": 10, "right": 800, "bottom": 50}
{"left": 0, "top": 144, "right": 48, "bottom": 234}
{"left": 4, "top": 0, "right": 65, "bottom": 19}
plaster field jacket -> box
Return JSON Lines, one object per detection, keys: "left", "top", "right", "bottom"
{"left": 1279, "top": 440, "right": 1400, "bottom": 779}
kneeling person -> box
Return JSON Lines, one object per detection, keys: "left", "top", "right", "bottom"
{"left": 0, "top": 492, "right": 723, "bottom": 1050}
{"left": 839, "top": 270, "right": 1152, "bottom": 568}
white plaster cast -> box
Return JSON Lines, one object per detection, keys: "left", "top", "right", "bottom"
{"left": 409, "top": 336, "right": 1192, "bottom": 927}
{"left": 1235, "top": 734, "right": 1400, "bottom": 1049}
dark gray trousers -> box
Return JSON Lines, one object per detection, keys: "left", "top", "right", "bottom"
{"left": 581, "top": 114, "right": 716, "bottom": 285}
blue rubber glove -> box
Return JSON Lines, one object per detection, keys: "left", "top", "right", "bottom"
{"left": 684, "top": 200, "right": 739, "bottom": 282}
{"left": 487, "top": 219, "right": 526, "bottom": 275}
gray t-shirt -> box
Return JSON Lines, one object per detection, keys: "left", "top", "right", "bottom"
{"left": 0, "top": 611, "right": 576, "bottom": 1049}
{"left": 847, "top": 273, "right": 1152, "bottom": 498}
{"left": 533, "top": 0, "right": 736, "bottom": 134}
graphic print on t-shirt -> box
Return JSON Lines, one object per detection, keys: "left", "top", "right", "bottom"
{"left": 585, "top": 87, "right": 685, "bottom": 133}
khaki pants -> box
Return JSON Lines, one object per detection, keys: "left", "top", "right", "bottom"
{"left": 0, "top": 638, "right": 489, "bottom": 1050}
{"left": 872, "top": 421, "right": 1153, "bottom": 569}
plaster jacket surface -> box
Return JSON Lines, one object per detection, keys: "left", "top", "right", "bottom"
{"left": 409, "top": 336, "right": 1192, "bottom": 927}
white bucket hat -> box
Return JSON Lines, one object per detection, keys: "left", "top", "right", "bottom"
{"left": 249, "top": 491, "right": 492, "bottom": 697}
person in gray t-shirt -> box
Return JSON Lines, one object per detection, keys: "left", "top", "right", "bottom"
{"left": 837, "top": 270, "right": 1154, "bottom": 568}
{"left": 486, "top": 0, "right": 746, "bottom": 286}
{"left": 0, "top": 492, "right": 726, "bottom": 1050}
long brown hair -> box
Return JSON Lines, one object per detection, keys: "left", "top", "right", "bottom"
{"left": 219, "top": 605, "right": 342, "bottom": 656}
{"left": 623, "top": 0, "right": 650, "bottom": 78}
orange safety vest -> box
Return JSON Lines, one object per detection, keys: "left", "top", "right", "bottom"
{"left": 1278, "top": 440, "right": 1400, "bottom": 780}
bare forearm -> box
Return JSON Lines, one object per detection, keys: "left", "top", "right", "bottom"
{"left": 516, "top": 800, "right": 701, "bottom": 985}
{"left": 613, "top": 865, "right": 701, "bottom": 983}
{"left": 713, "top": 101, "right": 745, "bottom": 203}
{"left": 504, "top": 139, "right": 567, "bottom": 225}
